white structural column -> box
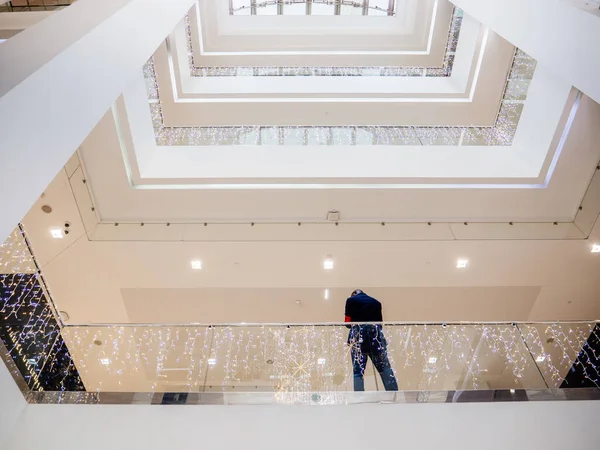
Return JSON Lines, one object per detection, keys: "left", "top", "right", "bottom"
{"left": 0, "top": 361, "right": 25, "bottom": 448}
{"left": 0, "top": 0, "right": 195, "bottom": 241}
{"left": 452, "top": 0, "right": 600, "bottom": 104}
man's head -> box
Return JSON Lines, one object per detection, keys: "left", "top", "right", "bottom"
{"left": 351, "top": 289, "right": 364, "bottom": 297}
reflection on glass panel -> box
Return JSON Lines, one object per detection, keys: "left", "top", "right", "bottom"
{"left": 57, "top": 323, "right": 581, "bottom": 394}
{"left": 62, "top": 326, "right": 213, "bottom": 392}
{"left": 519, "top": 323, "right": 599, "bottom": 388}
{"left": 384, "top": 325, "right": 547, "bottom": 391}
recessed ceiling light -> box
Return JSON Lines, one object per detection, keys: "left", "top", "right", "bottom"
{"left": 100, "top": 358, "right": 110, "bottom": 365}
{"left": 208, "top": 358, "right": 217, "bottom": 366}
{"left": 591, "top": 244, "right": 600, "bottom": 253}
{"left": 324, "top": 289, "right": 330, "bottom": 300}
{"left": 428, "top": 357, "right": 438, "bottom": 364}
{"left": 536, "top": 355, "right": 546, "bottom": 363}
{"left": 323, "top": 255, "right": 334, "bottom": 270}
{"left": 456, "top": 259, "right": 469, "bottom": 268}
{"left": 190, "top": 260, "right": 202, "bottom": 270}
{"left": 317, "top": 358, "right": 326, "bottom": 365}
{"left": 50, "top": 229, "right": 63, "bottom": 239}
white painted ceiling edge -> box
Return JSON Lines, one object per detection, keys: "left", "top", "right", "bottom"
{"left": 75, "top": 91, "right": 600, "bottom": 223}
{"left": 169, "top": 9, "right": 475, "bottom": 97}
{"left": 119, "top": 65, "right": 566, "bottom": 182}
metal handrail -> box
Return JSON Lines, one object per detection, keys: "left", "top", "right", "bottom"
{"left": 64, "top": 320, "right": 600, "bottom": 328}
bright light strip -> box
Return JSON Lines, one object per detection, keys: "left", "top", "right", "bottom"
{"left": 456, "top": 259, "right": 468, "bottom": 268}
{"left": 50, "top": 229, "right": 63, "bottom": 239}
{"left": 324, "top": 289, "right": 330, "bottom": 300}
{"left": 323, "top": 256, "right": 334, "bottom": 270}
{"left": 191, "top": 260, "right": 203, "bottom": 270}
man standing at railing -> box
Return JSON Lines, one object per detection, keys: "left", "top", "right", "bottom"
{"left": 345, "top": 289, "right": 398, "bottom": 391}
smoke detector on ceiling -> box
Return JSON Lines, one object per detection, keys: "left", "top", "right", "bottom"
{"left": 326, "top": 210, "right": 340, "bottom": 222}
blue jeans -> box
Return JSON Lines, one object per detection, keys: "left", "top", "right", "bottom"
{"left": 349, "top": 325, "right": 398, "bottom": 391}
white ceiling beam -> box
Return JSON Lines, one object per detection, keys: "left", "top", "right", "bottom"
{"left": 451, "top": 0, "right": 600, "bottom": 104}
{"left": 0, "top": 0, "right": 196, "bottom": 242}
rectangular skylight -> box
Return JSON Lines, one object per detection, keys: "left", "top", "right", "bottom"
{"left": 230, "top": 0, "right": 397, "bottom": 16}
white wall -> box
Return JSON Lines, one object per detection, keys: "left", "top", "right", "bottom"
{"left": 0, "top": 362, "right": 25, "bottom": 448}
{"left": 3, "top": 401, "right": 600, "bottom": 450}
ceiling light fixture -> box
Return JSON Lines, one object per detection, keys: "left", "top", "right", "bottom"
{"left": 317, "top": 358, "right": 326, "bottom": 365}
{"left": 510, "top": 389, "right": 516, "bottom": 394}
{"left": 324, "top": 289, "right": 330, "bottom": 300}
{"left": 208, "top": 358, "right": 217, "bottom": 366}
{"left": 50, "top": 229, "right": 63, "bottom": 239}
{"left": 100, "top": 358, "right": 110, "bottom": 365}
{"left": 190, "top": 260, "right": 202, "bottom": 270}
{"left": 456, "top": 259, "right": 469, "bottom": 268}
{"left": 324, "top": 255, "right": 334, "bottom": 270}
{"left": 428, "top": 357, "right": 438, "bottom": 364}
{"left": 536, "top": 355, "right": 546, "bottom": 363}
{"left": 591, "top": 244, "right": 600, "bottom": 253}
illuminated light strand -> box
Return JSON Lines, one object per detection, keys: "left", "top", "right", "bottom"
{"left": 60, "top": 323, "right": 597, "bottom": 397}
{"left": 0, "top": 227, "right": 83, "bottom": 391}
{"left": 185, "top": 9, "right": 462, "bottom": 78}
{"left": 143, "top": 48, "right": 536, "bottom": 147}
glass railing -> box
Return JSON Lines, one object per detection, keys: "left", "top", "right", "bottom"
{"left": 54, "top": 322, "right": 599, "bottom": 395}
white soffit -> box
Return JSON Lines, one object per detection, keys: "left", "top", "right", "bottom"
{"left": 76, "top": 93, "right": 600, "bottom": 223}
{"left": 116, "top": 61, "right": 569, "bottom": 184}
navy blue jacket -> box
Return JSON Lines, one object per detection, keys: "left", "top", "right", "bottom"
{"left": 344, "top": 292, "right": 383, "bottom": 324}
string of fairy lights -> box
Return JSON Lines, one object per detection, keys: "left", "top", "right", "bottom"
{"left": 0, "top": 227, "right": 84, "bottom": 391}
{"left": 186, "top": 8, "right": 462, "bottom": 77}
{"left": 142, "top": 13, "right": 536, "bottom": 147}
{"left": 61, "top": 322, "right": 599, "bottom": 394}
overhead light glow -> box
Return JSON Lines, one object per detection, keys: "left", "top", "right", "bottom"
{"left": 100, "top": 358, "right": 110, "bottom": 365}
{"left": 536, "top": 355, "right": 546, "bottom": 363}
{"left": 591, "top": 244, "right": 600, "bottom": 253}
{"left": 324, "top": 289, "right": 330, "bottom": 300}
{"left": 208, "top": 358, "right": 217, "bottom": 366}
{"left": 190, "top": 260, "right": 202, "bottom": 270}
{"left": 317, "top": 358, "right": 326, "bottom": 365}
{"left": 510, "top": 389, "right": 516, "bottom": 394}
{"left": 428, "top": 357, "right": 438, "bottom": 364}
{"left": 456, "top": 259, "right": 469, "bottom": 268}
{"left": 324, "top": 256, "right": 334, "bottom": 270}
{"left": 50, "top": 229, "right": 63, "bottom": 239}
